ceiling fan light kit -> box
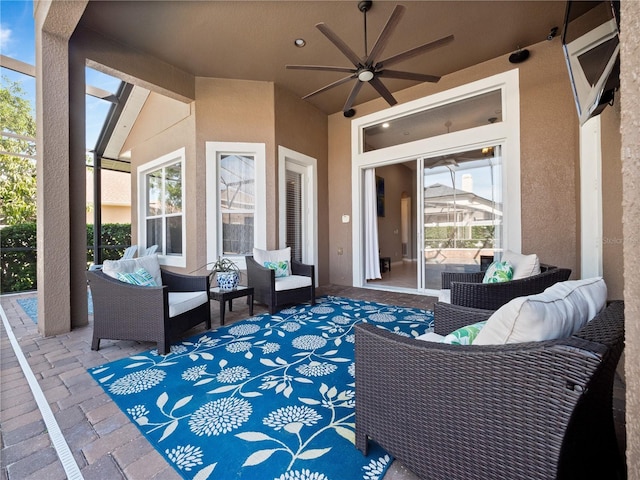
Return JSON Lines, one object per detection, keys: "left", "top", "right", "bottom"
{"left": 286, "top": 1, "right": 454, "bottom": 116}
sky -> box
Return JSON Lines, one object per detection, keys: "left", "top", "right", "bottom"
{"left": 1, "top": 0, "right": 121, "bottom": 150}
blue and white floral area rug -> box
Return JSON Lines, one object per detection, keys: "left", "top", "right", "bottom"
{"left": 88, "top": 296, "right": 434, "bottom": 480}
{"left": 18, "top": 291, "right": 93, "bottom": 323}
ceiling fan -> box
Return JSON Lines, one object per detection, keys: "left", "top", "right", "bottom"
{"left": 286, "top": 1, "right": 454, "bottom": 117}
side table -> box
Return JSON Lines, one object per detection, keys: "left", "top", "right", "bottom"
{"left": 379, "top": 257, "right": 391, "bottom": 273}
{"left": 209, "top": 286, "right": 254, "bottom": 325}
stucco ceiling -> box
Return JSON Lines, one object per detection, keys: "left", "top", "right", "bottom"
{"left": 79, "top": 1, "right": 566, "bottom": 115}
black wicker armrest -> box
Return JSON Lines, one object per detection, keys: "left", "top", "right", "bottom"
{"left": 291, "top": 260, "right": 314, "bottom": 278}
{"left": 441, "top": 270, "right": 484, "bottom": 289}
{"left": 433, "top": 302, "right": 494, "bottom": 335}
{"left": 246, "top": 255, "right": 276, "bottom": 287}
{"left": 161, "top": 269, "right": 209, "bottom": 292}
{"left": 450, "top": 267, "right": 572, "bottom": 310}
{"left": 160, "top": 269, "right": 210, "bottom": 292}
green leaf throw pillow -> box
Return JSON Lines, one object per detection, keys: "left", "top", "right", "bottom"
{"left": 482, "top": 261, "right": 514, "bottom": 284}
{"left": 443, "top": 321, "right": 487, "bottom": 345}
{"left": 116, "top": 267, "right": 158, "bottom": 286}
{"left": 264, "top": 260, "right": 290, "bottom": 278}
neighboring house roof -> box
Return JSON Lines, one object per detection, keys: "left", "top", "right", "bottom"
{"left": 86, "top": 169, "right": 131, "bottom": 207}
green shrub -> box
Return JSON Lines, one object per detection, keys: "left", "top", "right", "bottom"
{"left": 0, "top": 223, "right": 37, "bottom": 292}
{"left": 86, "top": 223, "right": 132, "bottom": 262}
{"left": 1, "top": 223, "right": 132, "bottom": 292}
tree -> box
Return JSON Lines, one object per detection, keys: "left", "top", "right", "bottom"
{"left": 0, "top": 77, "right": 37, "bottom": 225}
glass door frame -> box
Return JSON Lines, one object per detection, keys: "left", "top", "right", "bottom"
{"left": 350, "top": 70, "right": 522, "bottom": 295}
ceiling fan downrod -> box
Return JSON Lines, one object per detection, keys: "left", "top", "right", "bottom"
{"left": 358, "top": 1, "right": 373, "bottom": 58}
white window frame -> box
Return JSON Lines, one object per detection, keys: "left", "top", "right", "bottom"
{"left": 350, "top": 69, "right": 521, "bottom": 292}
{"left": 206, "top": 142, "right": 266, "bottom": 271}
{"left": 580, "top": 115, "right": 603, "bottom": 278}
{"left": 137, "top": 147, "right": 187, "bottom": 268}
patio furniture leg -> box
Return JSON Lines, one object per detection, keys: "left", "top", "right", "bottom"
{"left": 220, "top": 299, "right": 226, "bottom": 325}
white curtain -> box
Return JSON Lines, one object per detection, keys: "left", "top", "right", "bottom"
{"left": 364, "top": 168, "right": 381, "bottom": 280}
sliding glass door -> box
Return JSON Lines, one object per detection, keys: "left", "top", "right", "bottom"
{"left": 420, "top": 146, "right": 502, "bottom": 290}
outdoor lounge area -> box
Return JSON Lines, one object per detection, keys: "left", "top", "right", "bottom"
{"left": 1, "top": 0, "right": 640, "bottom": 479}
{"left": 0, "top": 286, "right": 628, "bottom": 479}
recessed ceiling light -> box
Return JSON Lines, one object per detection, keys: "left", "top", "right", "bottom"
{"left": 294, "top": 38, "right": 306, "bottom": 47}
{"left": 382, "top": 122, "right": 390, "bottom": 128}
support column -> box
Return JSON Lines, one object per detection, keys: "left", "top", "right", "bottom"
{"left": 34, "top": 1, "right": 88, "bottom": 335}
{"left": 622, "top": 2, "right": 640, "bottom": 478}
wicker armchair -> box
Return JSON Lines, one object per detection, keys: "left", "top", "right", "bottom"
{"left": 246, "top": 255, "right": 315, "bottom": 314}
{"left": 87, "top": 269, "right": 211, "bottom": 354}
{"left": 441, "top": 264, "right": 572, "bottom": 310}
{"left": 355, "top": 301, "right": 625, "bottom": 480}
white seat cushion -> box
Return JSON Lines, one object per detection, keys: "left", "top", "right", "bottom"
{"left": 254, "top": 247, "right": 292, "bottom": 276}
{"left": 501, "top": 250, "right": 541, "bottom": 280}
{"left": 274, "top": 275, "right": 312, "bottom": 292}
{"left": 168, "top": 291, "right": 209, "bottom": 318}
{"left": 103, "top": 254, "right": 163, "bottom": 286}
{"left": 474, "top": 277, "right": 607, "bottom": 345}
{"left": 416, "top": 332, "right": 445, "bottom": 343}
{"left": 438, "top": 289, "right": 451, "bottom": 304}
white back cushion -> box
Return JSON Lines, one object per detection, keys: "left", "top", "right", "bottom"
{"left": 438, "top": 289, "right": 451, "bottom": 304}
{"left": 501, "top": 250, "right": 541, "bottom": 279}
{"left": 474, "top": 277, "right": 607, "bottom": 345}
{"left": 103, "top": 254, "right": 163, "bottom": 287}
{"left": 253, "top": 247, "right": 292, "bottom": 275}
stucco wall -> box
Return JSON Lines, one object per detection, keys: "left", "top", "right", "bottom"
{"left": 194, "top": 78, "right": 277, "bottom": 271}
{"left": 376, "top": 163, "right": 414, "bottom": 264}
{"left": 127, "top": 100, "right": 199, "bottom": 272}
{"left": 327, "top": 37, "right": 621, "bottom": 291}
{"left": 621, "top": 1, "right": 640, "bottom": 476}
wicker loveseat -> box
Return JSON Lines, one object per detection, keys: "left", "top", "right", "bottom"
{"left": 87, "top": 267, "right": 210, "bottom": 355}
{"left": 355, "top": 300, "right": 625, "bottom": 480}
{"left": 441, "top": 264, "right": 572, "bottom": 310}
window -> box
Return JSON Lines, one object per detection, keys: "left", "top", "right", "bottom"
{"left": 220, "top": 154, "right": 255, "bottom": 256}
{"left": 138, "top": 148, "right": 186, "bottom": 267}
{"left": 206, "top": 142, "right": 266, "bottom": 270}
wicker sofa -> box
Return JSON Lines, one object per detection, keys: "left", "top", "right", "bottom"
{"left": 441, "top": 263, "right": 572, "bottom": 310}
{"left": 355, "top": 300, "right": 625, "bottom": 480}
{"left": 87, "top": 269, "right": 211, "bottom": 354}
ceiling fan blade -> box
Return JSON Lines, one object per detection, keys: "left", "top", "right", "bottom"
{"left": 343, "top": 80, "right": 365, "bottom": 113}
{"left": 378, "top": 69, "right": 441, "bottom": 83}
{"left": 369, "top": 77, "right": 397, "bottom": 106}
{"left": 286, "top": 65, "right": 356, "bottom": 74}
{"left": 378, "top": 34, "right": 454, "bottom": 69}
{"left": 365, "top": 4, "right": 406, "bottom": 65}
{"left": 301, "top": 74, "right": 357, "bottom": 100}
{"left": 316, "top": 22, "right": 363, "bottom": 67}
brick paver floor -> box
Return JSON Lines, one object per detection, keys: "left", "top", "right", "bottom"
{"left": 1, "top": 286, "right": 438, "bottom": 480}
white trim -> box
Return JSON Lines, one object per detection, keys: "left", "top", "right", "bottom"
{"left": 0, "top": 305, "right": 84, "bottom": 480}
{"left": 278, "top": 146, "right": 318, "bottom": 286}
{"left": 350, "top": 70, "right": 521, "bottom": 293}
{"left": 137, "top": 147, "right": 187, "bottom": 268}
{"left": 206, "top": 142, "right": 266, "bottom": 271}
{"left": 580, "top": 115, "right": 603, "bottom": 278}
